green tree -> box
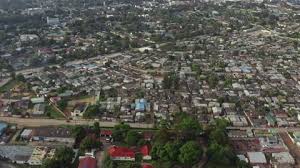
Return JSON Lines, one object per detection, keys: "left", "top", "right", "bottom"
{"left": 151, "top": 142, "right": 164, "bottom": 159}
{"left": 178, "top": 141, "right": 202, "bottom": 167}
{"left": 162, "top": 72, "right": 180, "bottom": 90}
{"left": 72, "top": 125, "right": 86, "bottom": 143}
{"left": 102, "top": 152, "right": 115, "bottom": 168}
{"left": 83, "top": 105, "right": 100, "bottom": 118}
{"left": 41, "top": 159, "right": 60, "bottom": 168}
{"left": 176, "top": 115, "right": 202, "bottom": 140}
{"left": 126, "top": 130, "right": 141, "bottom": 146}
{"left": 164, "top": 141, "right": 180, "bottom": 161}
{"left": 16, "top": 74, "right": 25, "bottom": 82}
{"left": 207, "top": 73, "right": 219, "bottom": 88}
{"left": 93, "top": 122, "right": 101, "bottom": 138}
{"left": 209, "top": 128, "right": 228, "bottom": 145}
{"left": 57, "top": 100, "right": 68, "bottom": 111}
{"left": 237, "top": 160, "right": 251, "bottom": 168}
{"left": 207, "top": 142, "right": 235, "bottom": 166}
{"left": 80, "top": 136, "right": 102, "bottom": 151}
{"left": 42, "top": 147, "right": 75, "bottom": 168}
{"left": 112, "top": 123, "right": 131, "bottom": 142}
{"left": 154, "top": 128, "right": 170, "bottom": 144}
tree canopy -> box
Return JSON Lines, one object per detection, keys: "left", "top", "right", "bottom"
{"left": 178, "top": 141, "right": 203, "bottom": 167}
{"left": 42, "top": 147, "right": 74, "bottom": 168}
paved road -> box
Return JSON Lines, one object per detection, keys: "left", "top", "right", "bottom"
{"left": 0, "top": 117, "right": 153, "bottom": 128}
{"left": 1, "top": 116, "right": 299, "bottom": 131}
{"left": 227, "top": 126, "right": 300, "bottom": 133}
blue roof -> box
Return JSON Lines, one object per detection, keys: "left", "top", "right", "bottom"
{"left": 0, "top": 123, "right": 8, "bottom": 133}
{"left": 136, "top": 102, "right": 145, "bottom": 111}
{"left": 135, "top": 99, "right": 147, "bottom": 111}
{"left": 240, "top": 66, "right": 252, "bottom": 73}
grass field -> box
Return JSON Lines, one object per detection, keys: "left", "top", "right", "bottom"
{"left": 46, "top": 105, "right": 65, "bottom": 119}
{"left": 0, "top": 79, "right": 19, "bottom": 92}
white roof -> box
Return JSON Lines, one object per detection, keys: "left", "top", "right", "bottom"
{"left": 237, "top": 154, "right": 248, "bottom": 162}
{"left": 21, "top": 129, "right": 32, "bottom": 137}
{"left": 247, "top": 152, "right": 267, "bottom": 164}
{"left": 272, "top": 152, "right": 295, "bottom": 164}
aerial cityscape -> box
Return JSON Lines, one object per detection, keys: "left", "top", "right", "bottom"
{"left": 1, "top": 0, "right": 300, "bottom": 167}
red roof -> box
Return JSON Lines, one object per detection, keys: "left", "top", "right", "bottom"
{"left": 49, "top": 97, "right": 61, "bottom": 104}
{"left": 140, "top": 145, "right": 151, "bottom": 156}
{"left": 142, "top": 164, "right": 153, "bottom": 168}
{"left": 100, "top": 130, "right": 112, "bottom": 136}
{"left": 78, "top": 156, "right": 97, "bottom": 168}
{"left": 108, "top": 146, "right": 135, "bottom": 158}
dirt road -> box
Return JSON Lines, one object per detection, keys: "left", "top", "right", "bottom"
{"left": 280, "top": 132, "right": 300, "bottom": 168}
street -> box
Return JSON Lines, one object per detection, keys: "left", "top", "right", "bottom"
{"left": 280, "top": 132, "right": 300, "bottom": 168}
{"left": 0, "top": 116, "right": 153, "bottom": 128}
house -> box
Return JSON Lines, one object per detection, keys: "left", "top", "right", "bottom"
{"left": 0, "top": 145, "right": 33, "bottom": 164}
{"left": 271, "top": 152, "right": 295, "bottom": 168}
{"left": 140, "top": 145, "right": 151, "bottom": 160}
{"left": 78, "top": 156, "right": 97, "bottom": 168}
{"left": 142, "top": 164, "right": 154, "bottom": 168}
{"left": 0, "top": 122, "right": 8, "bottom": 136}
{"left": 71, "top": 103, "right": 88, "bottom": 117}
{"left": 108, "top": 146, "right": 135, "bottom": 161}
{"left": 47, "top": 17, "right": 59, "bottom": 25}
{"left": 33, "top": 104, "right": 45, "bottom": 115}
{"left": 100, "top": 130, "right": 112, "bottom": 138}
{"left": 20, "top": 129, "right": 33, "bottom": 140}
{"left": 291, "top": 132, "right": 300, "bottom": 147}
{"left": 31, "top": 97, "right": 45, "bottom": 104}
{"left": 31, "top": 127, "right": 75, "bottom": 144}
{"left": 265, "top": 113, "right": 276, "bottom": 126}
{"left": 135, "top": 99, "right": 147, "bottom": 112}
{"left": 20, "top": 34, "right": 39, "bottom": 42}
{"left": 49, "top": 97, "right": 61, "bottom": 105}
{"left": 247, "top": 152, "right": 267, "bottom": 165}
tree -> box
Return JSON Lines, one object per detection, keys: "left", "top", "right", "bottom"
{"left": 99, "top": 89, "right": 106, "bottom": 101}
{"left": 72, "top": 125, "right": 86, "bottom": 143}
{"left": 83, "top": 105, "right": 100, "bottom": 118}
{"left": 93, "top": 122, "right": 101, "bottom": 138}
{"left": 80, "top": 136, "right": 102, "bottom": 151}
{"left": 151, "top": 142, "right": 164, "bottom": 159}
{"left": 207, "top": 73, "right": 219, "bottom": 88}
{"left": 207, "top": 142, "right": 235, "bottom": 166}
{"left": 178, "top": 141, "right": 202, "bottom": 167}
{"left": 112, "top": 123, "right": 131, "bottom": 142}
{"left": 102, "top": 152, "right": 114, "bottom": 168}
{"left": 42, "top": 147, "right": 75, "bottom": 168}
{"left": 176, "top": 115, "right": 202, "bottom": 140}
{"left": 126, "top": 130, "right": 141, "bottom": 146}
{"left": 209, "top": 128, "right": 228, "bottom": 145}
{"left": 237, "top": 160, "right": 251, "bottom": 168}
{"left": 164, "top": 141, "right": 180, "bottom": 161}
{"left": 57, "top": 100, "right": 68, "bottom": 111}
{"left": 162, "top": 72, "right": 180, "bottom": 90}
{"left": 107, "top": 88, "right": 118, "bottom": 97}
{"left": 41, "top": 159, "right": 60, "bottom": 168}
{"left": 56, "top": 147, "right": 74, "bottom": 165}
{"left": 154, "top": 128, "right": 170, "bottom": 144}
{"left": 16, "top": 74, "right": 25, "bottom": 82}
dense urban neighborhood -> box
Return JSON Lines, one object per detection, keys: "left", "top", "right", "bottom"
{"left": 2, "top": 0, "right": 300, "bottom": 167}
